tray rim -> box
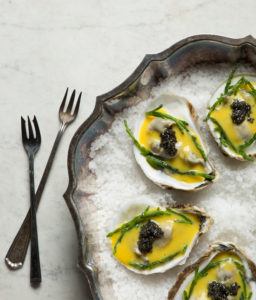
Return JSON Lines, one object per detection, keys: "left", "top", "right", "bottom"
{"left": 63, "top": 34, "right": 256, "bottom": 300}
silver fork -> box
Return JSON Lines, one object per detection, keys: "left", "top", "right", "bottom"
{"left": 21, "top": 116, "right": 42, "bottom": 284}
{"left": 5, "top": 89, "right": 82, "bottom": 270}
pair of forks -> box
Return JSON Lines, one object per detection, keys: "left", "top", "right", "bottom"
{"left": 8, "top": 89, "right": 81, "bottom": 285}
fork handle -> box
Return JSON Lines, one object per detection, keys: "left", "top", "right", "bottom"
{"left": 29, "top": 156, "right": 41, "bottom": 284}
{"left": 5, "top": 124, "right": 66, "bottom": 270}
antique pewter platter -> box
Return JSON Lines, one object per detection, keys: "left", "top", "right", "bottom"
{"left": 64, "top": 35, "right": 256, "bottom": 300}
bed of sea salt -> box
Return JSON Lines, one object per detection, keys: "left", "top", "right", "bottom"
{"left": 78, "top": 63, "right": 256, "bottom": 300}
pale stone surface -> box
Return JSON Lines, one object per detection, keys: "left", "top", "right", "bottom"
{"left": 0, "top": 0, "right": 256, "bottom": 299}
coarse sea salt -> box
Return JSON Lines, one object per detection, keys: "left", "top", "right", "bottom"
{"left": 78, "top": 63, "right": 256, "bottom": 300}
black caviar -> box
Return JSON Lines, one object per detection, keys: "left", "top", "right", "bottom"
{"left": 160, "top": 126, "right": 177, "bottom": 157}
{"left": 229, "top": 283, "right": 240, "bottom": 296}
{"left": 137, "top": 220, "right": 164, "bottom": 254}
{"left": 231, "top": 100, "right": 252, "bottom": 125}
{"left": 208, "top": 281, "right": 240, "bottom": 300}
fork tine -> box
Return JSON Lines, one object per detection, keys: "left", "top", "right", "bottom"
{"left": 66, "top": 89, "right": 76, "bottom": 113}
{"left": 21, "top": 116, "right": 27, "bottom": 143}
{"left": 59, "top": 88, "right": 68, "bottom": 113}
{"left": 33, "top": 116, "right": 41, "bottom": 144}
{"left": 27, "top": 116, "right": 34, "bottom": 139}
{"left": 73, "top": 92, "right": 82, "bottom": 117}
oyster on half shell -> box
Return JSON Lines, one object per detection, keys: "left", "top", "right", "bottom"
{"left": 107, "top": 205, "right": 212, "bottom": 275}
{"left": 168, "top": 242, "right": 256, "bottom": 300}
{"left": 125, "top": 94, "right": 217, "bottom": 191}
{"left": 207, "top": 70, "right": 256, "bottom": 161}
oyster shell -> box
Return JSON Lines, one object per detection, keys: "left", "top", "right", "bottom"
{"left": 168, "top": 242, "right": 256, "bottom": 299}
{"left": 107, "top": 205, "right": 212, "bottom": 275}
{"left": 125, "top": 94, "right": 217, "bottom": 191}
{"left": 207, "top": 73, "right": 256, "bottom": 161}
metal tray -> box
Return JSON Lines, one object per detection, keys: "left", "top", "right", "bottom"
{"left": 64, "top": 34, "right": 256, "bottom": 300}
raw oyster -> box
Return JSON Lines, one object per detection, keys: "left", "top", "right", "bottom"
{"left": 207, "top": 70, "right": 256, "bottom": 161}
{"left": 107, "top": 205, "right": 212, "bottom": 275}
{"left": 125, "top": 94, "right": 216, "bottom": 191}
{"left": 168, "top": 242, "right": 256, "bottom": 299}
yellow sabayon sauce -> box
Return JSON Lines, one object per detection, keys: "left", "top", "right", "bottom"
{"left": 109, "top": 209, "right": 201, "bottom": 269}
{"left": 138, "top": 109, "right": 206, "bottom": 183}
{"left": 183, "top": 252, "right": 252, "bottom": 299}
